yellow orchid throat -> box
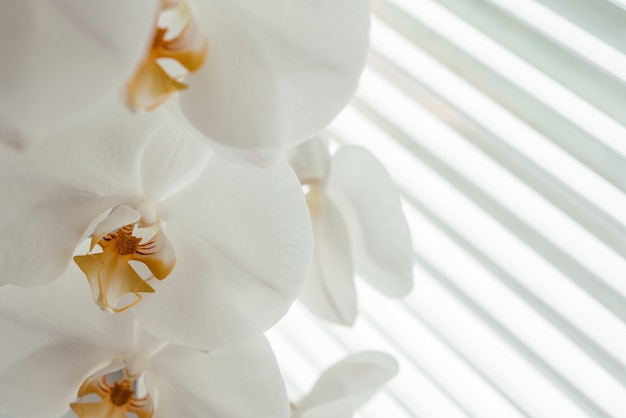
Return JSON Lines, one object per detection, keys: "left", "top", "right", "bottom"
{"left": 127, "top": 0, "right": 208, "bottom": 111}
{"left": 71, "top": 372, "right": 154, "bottom": 418}
{"left": 74, "top": 223, "right": 176, "bottom": 313}
{"left": 304, "top": 180, "right": 324, "bottom": 217}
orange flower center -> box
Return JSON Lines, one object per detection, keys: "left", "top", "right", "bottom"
{"left": 109, "top": 381, "right": 135, "bottom": 407}
{"left": 114, "top": 228, "right": 142, "bottom": 256}
{"left": 127, "top": 0, "right": 208, "bottom": 111}
{"left": 74, "top": 222, "right": 176, "bottom": 313}
{"left": 71, "top": 373, "right": 154, "bottom": 418}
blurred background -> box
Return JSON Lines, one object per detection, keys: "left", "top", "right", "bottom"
{"left": 270, "top": 0, "right": 626, "bottom": 417}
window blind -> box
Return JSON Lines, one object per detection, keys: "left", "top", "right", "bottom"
{"left": 270, "top": 1, "right": 626, "bottom": 417}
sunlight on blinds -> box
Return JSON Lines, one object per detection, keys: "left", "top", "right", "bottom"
{"left": 271, "top": 0, "right": 626, "bottom": 417}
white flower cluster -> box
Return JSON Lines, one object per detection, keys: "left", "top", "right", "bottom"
{"left": 0, "top": 1, "right": 413, "bottom": 417}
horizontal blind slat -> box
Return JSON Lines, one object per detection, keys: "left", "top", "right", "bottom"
{"left": 374, "top": 0, "right": 626, "bottom": 193}
{"left": 273, "top": 303, "right": 471, "bottom": 418}
{"left": 533, "top": 0, "right": 626, "bottom": 53}
{"left": 340, "top": 65, "right": 626, "bottom": 319}
{"left": 433, "top": 0, "right": 626, "bottom": 124}
{"left": 407, "top": 255, "right": 612, "bottom": 418}
{"left": 330, "top": 110, "right": 626, "bottom": 416}
{"left": 278, "top": 1, "right": 626, "bottom": 416}
{"left": 330, "top": 104, "right": 626, "bottom": 362}
{"left": 364, "top": 47, "right": 626, "bottom": 269}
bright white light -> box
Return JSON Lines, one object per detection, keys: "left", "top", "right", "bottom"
{"left": 273, "top": 302, "right": 469, "bottom": 418}
{"left": 401, "top": 201, "right": 626, "bottom": 417}
{"left": 330, "top": 105, "right": 626, "bottom": 374}
{"left": 381, "top": 0, "right": 626, "bottom": 161}
{"left": 369, "top": 17, "right": 626, "bottom": 230}
{"left": 403, "top": 264, "right": 592, "bottom": 418}
{"left": 608, "top": 0, "right": 626, "bottom": 9}
{"left": 356, "top": 281, "right": 529, "bottom": 418}
{"left": 485, "top": 0, "right": 626, "bottom": 83}
{"left": 350, "top": 45, "right": 626, "bottom": 302}
{"left": 266, "top": 328, "right": 317, "bottom": 397}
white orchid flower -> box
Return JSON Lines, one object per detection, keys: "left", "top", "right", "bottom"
{"left": 172, "top": 0, "right": 371, "bottom": 164}
{"left": 0, "top": 269, "right": 290, "bottom": 418}
{"left": 0, "top": 104, "right": 313, "bottom": 350}
{"left": 287, "top": 135, "right": 413, "bottom": 325}
{"left": 291, "top": 351, "right": 398, "bottom": 418}
{"left": 132, "top": 0, "right": 373, "bottom": 164}
{"left": 0, "top": 0, "right": 160, "bottom": 143}
{"left": 1, "top": 0, "right": 370, "bottom": 164}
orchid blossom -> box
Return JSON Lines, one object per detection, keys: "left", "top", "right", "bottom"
{"left": 0, "top": 104, "right": 313, "bottom": 350}
{"left": 291, "top": 351, "right": 398, "bottom": 418}
{"left": 172, "top": 0, "right": 371, "bottom": 163}
{"left": 0, "top": 0, "right": 159, "bottom": 143}
{"left": 287, "top": 135, "right": 414, "bottom": 325}
{"left": 1, "top": 0, "right": 370, "bottom": 164}
{"left": 128, "top": 0, "right": 372, "bottom": 162}
{"left": 0, "top": 268, "right": 289, "bottom": 418}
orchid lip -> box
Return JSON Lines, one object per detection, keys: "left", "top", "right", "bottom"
{"left": 303, "top": 180, "right": 324, "bottom": 216}
{"left": 74, "top": 219, "right": 176, "bottom": 313}
{"left": 127, "top": 0, "right": 208, "bottom": 112}
{"left": 71, "top": 368, "right": 154, "bottom": 418}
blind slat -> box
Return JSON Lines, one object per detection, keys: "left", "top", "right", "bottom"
{"left": 374, "top": 0, "right": 626, "bottom": 194}
{"left": 279, "top": 2, "right": 626, "bottom": 416}
{"left": 342, "top": 64, "right": 626, "bottom": 319}
{"left": 534, "top": 0, "right": 626, "bottom": 53}
{"left": 363, "top": 16, "right": 626, "bottom": 298}
{"left": 363, "top": 46, "right": 626, "bottom": 275}
{"left": 330, "top": 103, "right": 626, "bottom": 413}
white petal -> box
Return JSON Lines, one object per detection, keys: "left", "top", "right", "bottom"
{"left": 0, "top": 256, "right": 136, "bottom": 351}
{"left": 139, "top": 116, "right": 212, "bottom": 201}
{"left": 286, "top": 134, "right": 331, "bottom": 184}
{"left": 0, "top": 191, "right": 120, "bottom": 287}
{"left": 0, "top": 317, "right": 58, "bottom": 373}
{"left": 134, "top": 157, "right": 313, "bottom": 349}
{"left": 294, "top": 352, "right": 398, "bottom": 418}
{"left": 0, "top": 126, "right": 33, "bottom": 150}
{"left": 0, "top": 262, "right": 135, "bottom": 418}
{"left": 151, "top": 336, "right": 288, "bottom": 418}
{"left": 12, "top": 102, "right": 169, "bottom": 194}
{"left": 91, "top": 205, "right": 142, "bottom": 248}
{"left": 201, "top": 136, "right": 286, "bottom": 168}
{"left": 0, "top": 342, "right": 113, "bottom": 418}
{"left": 165, "top": 98, "right": 286, "bottom": 168}
{"left": 299, "top": 195, "right": 357, "bottom": 326}
{"left": 0, "top": 0, "right": 159, "bottom": 137}
{"left": 0, "top": 105, "right": 168, "bottom": 286}
{"left": 326, "top": 146, "right": 414, "bottom": 297}
{"left": 178, "top": 0, "right": 370, "bottom": 156}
